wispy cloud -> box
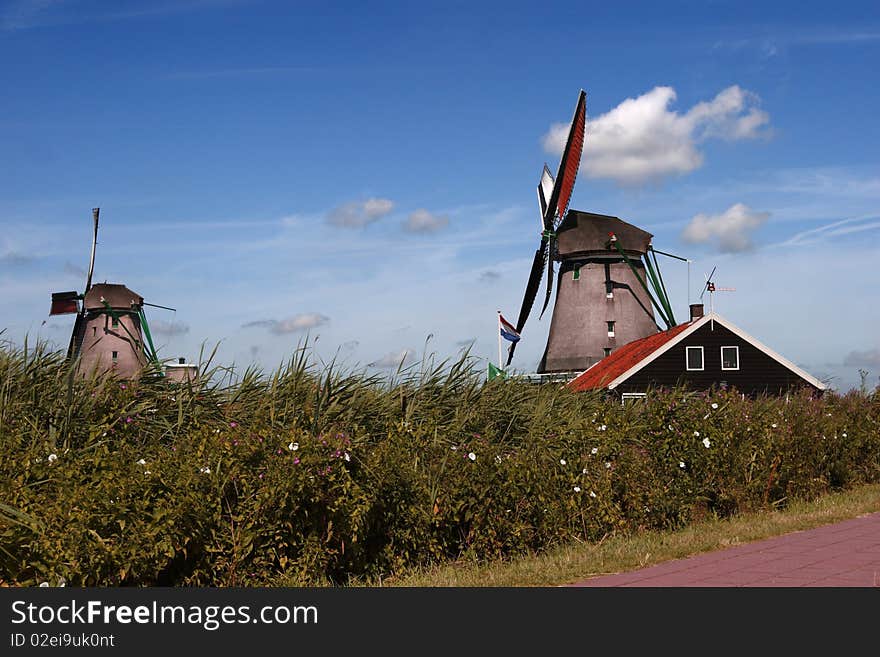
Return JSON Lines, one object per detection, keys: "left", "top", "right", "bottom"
{"left": 542, "top": 85, "right": 770, "bottom": 185}
{"left": 368, "top": 349, "right": 413, "bottom": 369}
{"left": 149, "top": 319, "right": 190, "bottom": 337}
{"left": 478, "top": 270, "right": 500, "bottom": 283}
{"left": 714, "top": 29, "right": 880, "bottom": 58}
{"left": 681, "top": 203, "right": 770, "bottom": 253}
{"left": 781, "top": 215, "right": 880, "bottom": 247}
{"left": 403, "top": 209, "right": 449, "bottom": 233}
{"left": 0, "top": 250, "right": 36, "bottom": 267}
{"left": 163, "top": 66, "right": 320, "bottom": 81}
{"left": 2, "top": 0, "right": 242, "bottom": 31}
{"left": 326, "top": 198, "right": 395, "bottom": 228}
{"left": 242, "top": 313, "right": 329, "bottom": 334}
{"left": 843, "top": 348, "right": 880, "bottom": 369}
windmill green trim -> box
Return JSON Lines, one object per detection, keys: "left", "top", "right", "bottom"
{"left": 608, "top": 238, "right": 675, "bottom": 329}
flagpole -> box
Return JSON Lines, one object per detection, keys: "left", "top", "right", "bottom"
{"left": 497, "top": 310, "right": 502, "bottom": 371}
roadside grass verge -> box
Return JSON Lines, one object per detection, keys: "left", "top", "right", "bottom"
{"left": 376, "top": 483, "right": 880, "bottom": 587}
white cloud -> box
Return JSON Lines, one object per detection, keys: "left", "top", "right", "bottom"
{"left": 681, "top": 203, "right": 770, "bottom": 253}
{"left": 326, "top": 197, "right": 395, "bottom": 228}
{"left": 242, "top": 313, "right": 329, "bottom": 334}
{"left": 542, "top": 85, "right": 770, "bottom": 185}
{"left": 404, "top": 209, "right": 449, "bottom": 233}
{"left": 369, "top": 349, "right": 413, "bottom": 369}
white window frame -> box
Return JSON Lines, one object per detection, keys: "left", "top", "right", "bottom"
{"left": 686, "top": 346, "right": 704, "bottom": 371}
{"left": 721, "top": 345, "right": 740, "bottom": 371}
{"left": 607, "top": 321, "right": 615, "bottom": 338}
{"left": 621, "top": 392, "right": 646, "bottom": 405}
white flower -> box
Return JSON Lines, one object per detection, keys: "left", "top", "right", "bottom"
{"left": 57, "top": 578, "right": 66, "bottom": 587}
{"left": 495, "top": 455, "right": 502, "bottom": 464}
{"left": 199, "top": 466, "right": 211, "bottom": 474}
{"left": 214, "top": 428, "right": 221, "bottom": 434}
{"left": 573, "top": 486, "right": 581, "bottom": 493}
{"left": 693, "top": 431, "right": 700, "bottom": 437}
{"left": 605, "top": 462, "right": 611, "bottom": 469}
{"left": 288, "top": 442, "right": 299, "bottom": 451}
{"left": 468, "top": 452, "right": 476, "bottom": 461}
{"left": 771, "top": 423, "right": 777, "bottom": 428}
{"left": 842, "top": 432, "right": 847, "bottom": 438}
{"left": 451, "top": 446, "right": 457, "bottom": 451}
{"left": 560, "top": 459, "right": 567, "bottom": 466}
{"left": 144, "top": 470, "right": 151, "bottom": 475}
{"left": 590, "top": 447, "right": 598, "bottom": 455}
{"left": 679, "top": 461, "right": 685, "bottom": 468}
{"left": 47, "top": 453, "right": 58, "bottom": 463}
{"left": 702, "top": 437, "right": 711, "bottom": 449}
{"left": 39, "top": 582, "right": 49, "bottom": 588}
{"left": 344, "top": 452, "right": 351, "bottom": 462}
{"left": 711, "top": 403, "right": 718, "bottom": 409}
{"left": 582, "top": 468, "right": 588, "bottom": 475}
{"left": 136, "top": 458, "right": 146, "bottom": 466}
{"left": 589, "top": 491, "right": 597, "bottom": 498}
{"left": 599, "top": 424, "right": 607, "bottom": 431}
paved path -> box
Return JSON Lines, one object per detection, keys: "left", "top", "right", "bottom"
{"left": 573, "top": 511, "right": 880, "bottom": 587}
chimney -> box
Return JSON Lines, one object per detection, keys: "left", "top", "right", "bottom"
{"left": 689, "top": 303, "right": 704, "bottom": 322}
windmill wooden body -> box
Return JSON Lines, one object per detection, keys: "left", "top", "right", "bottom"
{"left": 49, "top": 208, "right": 169, "bottom": 379}
{"left": 507, "top": 91, "right": 684, "bottom": 375}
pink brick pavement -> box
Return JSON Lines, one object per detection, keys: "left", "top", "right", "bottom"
{"left": 572, "top": 511, "right": 880, "bottom": 587}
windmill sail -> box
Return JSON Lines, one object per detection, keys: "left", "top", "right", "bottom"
{"left": 84, "top": 208, "right": 99, "bottom": 295}
{"left": 538, "top": 164, "right": 554, "bottom": 219}
{"left": 507, "top": 89, "right": 587, "bottom": 366}
{"left": 548, "top": 90, "right": 586, "bottom": 230}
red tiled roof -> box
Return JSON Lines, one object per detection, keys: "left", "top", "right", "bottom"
{"left": 568, "top": 322, "right": 693, "bottom": 391}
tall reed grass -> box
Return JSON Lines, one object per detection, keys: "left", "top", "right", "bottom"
{"left": 1, "top": 337, "right": 878, "bottom": 586}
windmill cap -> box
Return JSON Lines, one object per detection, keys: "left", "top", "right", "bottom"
{"left": 556, "top": 210, "right": 652, "bottom": 257}
{"left": 83, "top": 283, "right": 143, "bottom": 310}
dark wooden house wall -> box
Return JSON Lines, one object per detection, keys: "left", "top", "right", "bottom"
{"left": 616, "top": 321, "right": 821, "bottom": 396}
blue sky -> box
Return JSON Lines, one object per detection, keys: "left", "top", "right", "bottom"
{"left": 1, "top": 0, "right": 878, "bottom": 391}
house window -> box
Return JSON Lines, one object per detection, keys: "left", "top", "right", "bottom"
{"left": 621, "top": 392, "right": 646, "bottom": 405}
{"left": 604, "top": 347, "right": 612, "bottom": 357}
{"left": 686, "top": 346, "right": 704, "bottom": 371}
{"left": 573, "top": 266, "right": 580, "bottom": 281}
{"left": 112, "top": 317, "right": 119, "bottom": 328}
{"left": 111, "top": 351, "right": 118, "bottom": 363}
{"left": 607, "top": 321, "right": 615, "bottom": 337}
{"left": 721, "top": 346, "right": 740, "bottom": 370}
{"left": 92, "top": 327, "right": 96, "bottom": 336}
{"left": 605, "top": 282, "right": 613, "bottom": 299}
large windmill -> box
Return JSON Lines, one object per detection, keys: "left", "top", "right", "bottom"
{"left": 49, "top": 208, "right": 171, "bottom": 379}
{"left": 507, "top": 90, "right": 684, "bottom": 374}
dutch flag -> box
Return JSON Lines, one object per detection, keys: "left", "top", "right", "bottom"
{"left": 499, "top": 314, "right": 521, "bottom": 343}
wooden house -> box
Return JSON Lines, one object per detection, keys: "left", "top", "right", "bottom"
{"left": 568, "top": 303, "right": 827, "bottom": 398}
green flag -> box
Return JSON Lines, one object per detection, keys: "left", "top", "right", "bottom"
{"left": 488, "top": 362, "right": 506, "bottom": 380}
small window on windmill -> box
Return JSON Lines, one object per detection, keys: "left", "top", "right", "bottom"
{"left": 92, "top": 327, "right": 96, "bottom": 337}
{"left": 112, "top": 316, "right": 119, "bottom": 328}
{"left": 606, "top": 281, "right": 613, "bottom": 299}
{"left": 604, "top": 347, "right": 612, "bottom": 357}
{"left": 607, "top": 321, "right": 615, "bottom": 337}
{"left": 573, "top": 265, "right": 580, "bottom": 281}
{"left": 111, "top": 351, "right": 118, "bottom": 363}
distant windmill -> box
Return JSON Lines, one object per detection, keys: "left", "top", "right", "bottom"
{"left": 49, "top": 208, "right": 175, "bottom": 379}
{"left": 506, "top": 90, "right": 686, "bottom": 374}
